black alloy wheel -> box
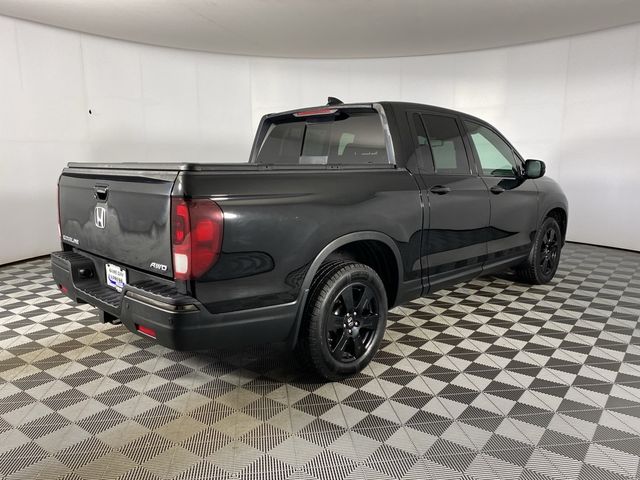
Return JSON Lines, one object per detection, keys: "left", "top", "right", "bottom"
{"left": 516, "top": 216, "right": 562, "bottom": 284}
{"left": 326, "top": 283, "right": 380, "bottom": 362}
{"left": 539, "top": 227, "right": 559, "bottom": 277}
{"left": 295, "top": 261, "right": 387, "bottom": 380}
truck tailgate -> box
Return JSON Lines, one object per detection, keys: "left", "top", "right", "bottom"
{"left": 58, "top": 166, "right": 178, "bottom": 278}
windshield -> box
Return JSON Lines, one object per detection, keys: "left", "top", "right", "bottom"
{"left": 253, "top": 109, "right": 389, "bottom": 165}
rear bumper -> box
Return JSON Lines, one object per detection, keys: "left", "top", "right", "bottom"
{"left": 51, "top": 250, "right": 298, "bottom": 350}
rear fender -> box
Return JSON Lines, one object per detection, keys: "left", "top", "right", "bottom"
{"left": 287, "top": 231, "right": 404, "bottom": 348}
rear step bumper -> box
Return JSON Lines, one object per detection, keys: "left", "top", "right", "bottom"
{"left": 51, "top": 251, "right": 297, "bottom": 350}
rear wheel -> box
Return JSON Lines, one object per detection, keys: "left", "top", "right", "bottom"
{"left": 295, "top": 262, "right": 387, "bottom": 381}
{"left": 516, "top": 217, "right": 562, "bottom": 284}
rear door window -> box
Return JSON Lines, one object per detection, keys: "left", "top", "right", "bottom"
{"left": 420, "top": 114, "right": 471, "bottom": 175}
{"left": 255, "top": 110, "right": 389, "bottom": 165}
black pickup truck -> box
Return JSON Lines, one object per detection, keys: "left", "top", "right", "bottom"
{"left": 52, "top": 99, "right": 568, "bottom": 380}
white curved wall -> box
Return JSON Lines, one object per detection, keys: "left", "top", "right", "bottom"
{"left": 1, "top": 16, "right": 639, "bottom": 264}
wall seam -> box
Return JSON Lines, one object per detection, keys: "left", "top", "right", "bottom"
{"left": 12, "top": 18, "right": 23, "bottom": 88}
{"left": 138, "top": 47, "right": 148, "bottom": 159}
{"left": 79, "top": 33, "right": 90, "bottom": 142}
{"left": 195, "top": 55, "right": 202, "bottom": 144}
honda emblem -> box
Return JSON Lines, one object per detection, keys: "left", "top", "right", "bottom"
{"left": 95, "top": 206, "right": 106, "bottom": 229}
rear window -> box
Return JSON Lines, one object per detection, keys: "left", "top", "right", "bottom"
{"left": 254, "top": 109, "right": 389, "bottom": 165}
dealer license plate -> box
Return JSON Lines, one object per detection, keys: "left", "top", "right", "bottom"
{"left": 105, "top": 263, "right": 127, "bottom": 292}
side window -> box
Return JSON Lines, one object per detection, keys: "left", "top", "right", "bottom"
{"left": 406, "top": 112, "right": 433, "bottom": 174}
{"left": 465, "top": 121, "right": 520, "bottom": 177}
{"left": 421, "top": 114, "right": 470, "bottom": 175}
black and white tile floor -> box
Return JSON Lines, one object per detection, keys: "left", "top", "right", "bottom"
{"left": 1, "top": 242, "right": 640, "bottom": 480}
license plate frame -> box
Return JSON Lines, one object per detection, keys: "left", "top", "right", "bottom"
{"left": 105, "top": 263, "right": 127, "bottom": 292}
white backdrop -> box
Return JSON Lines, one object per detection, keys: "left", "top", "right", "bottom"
{"left": 1, "top": 16, "right": 639, "bottom": 264}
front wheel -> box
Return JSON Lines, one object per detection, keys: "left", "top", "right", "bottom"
{"left": 295, "top": 262, "right": 387, "bottom": 381}
{"left": 516, "top": 217, "right": 562, "bottom": 284}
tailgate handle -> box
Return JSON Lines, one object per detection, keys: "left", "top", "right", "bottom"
{"left": 94, "top": 185, "right": 109, "bottom": 202}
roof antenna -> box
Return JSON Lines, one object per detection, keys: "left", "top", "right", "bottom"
{"left": 327, "top": 97, "right": 343, "bottom": 106}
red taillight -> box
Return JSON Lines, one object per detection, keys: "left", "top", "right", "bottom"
{"left": 293, "top": 107, "right": 338, "bottom": 117}
{"left": 136, "top": 324, "right": 156, "bottom": 338}
{"left": 171, "top": 198, "right": 224, "bottom": 280}
{"left": 173, "top": 201, "right": 189, "bottom": 244}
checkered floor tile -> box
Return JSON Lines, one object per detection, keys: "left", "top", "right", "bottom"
{"left": 1, "top": 242, "right": 640, "bottom": 480}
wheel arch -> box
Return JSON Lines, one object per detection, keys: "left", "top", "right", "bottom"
{"left": 288, "top": 231, "right": 404, "bottom": 348}
{"left": 543, "top": 205, "right": 568, "bottom": 244}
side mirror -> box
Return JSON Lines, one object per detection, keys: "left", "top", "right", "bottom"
{"left": 524, "top": 159, "right": 545, "bottom": 179}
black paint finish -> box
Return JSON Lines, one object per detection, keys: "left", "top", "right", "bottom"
{"left": 58, "top": 169, "right": 177, "bottom": 278}
{"left": 54, "top": 101, "right": 568, "bottom": 350}
{"left": 177, "top": 168, "right": 423, "bottom": 313}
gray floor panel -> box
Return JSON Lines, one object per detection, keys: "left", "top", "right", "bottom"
{"left": 0, "top": 242, "right": 639, "bottom": 479}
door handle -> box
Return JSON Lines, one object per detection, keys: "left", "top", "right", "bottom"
{"left": 430, "top": 185, "right": 451, "bottom": 195}
{"left": 490, "top": 185, "right": 505, "bottom": 194}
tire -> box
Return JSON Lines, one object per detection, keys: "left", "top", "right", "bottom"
{"left": 295, "top": 261, "right": 388, "bottom": 381}
{"left": 516, "top": 217, "right": 562, "bottom": 284}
